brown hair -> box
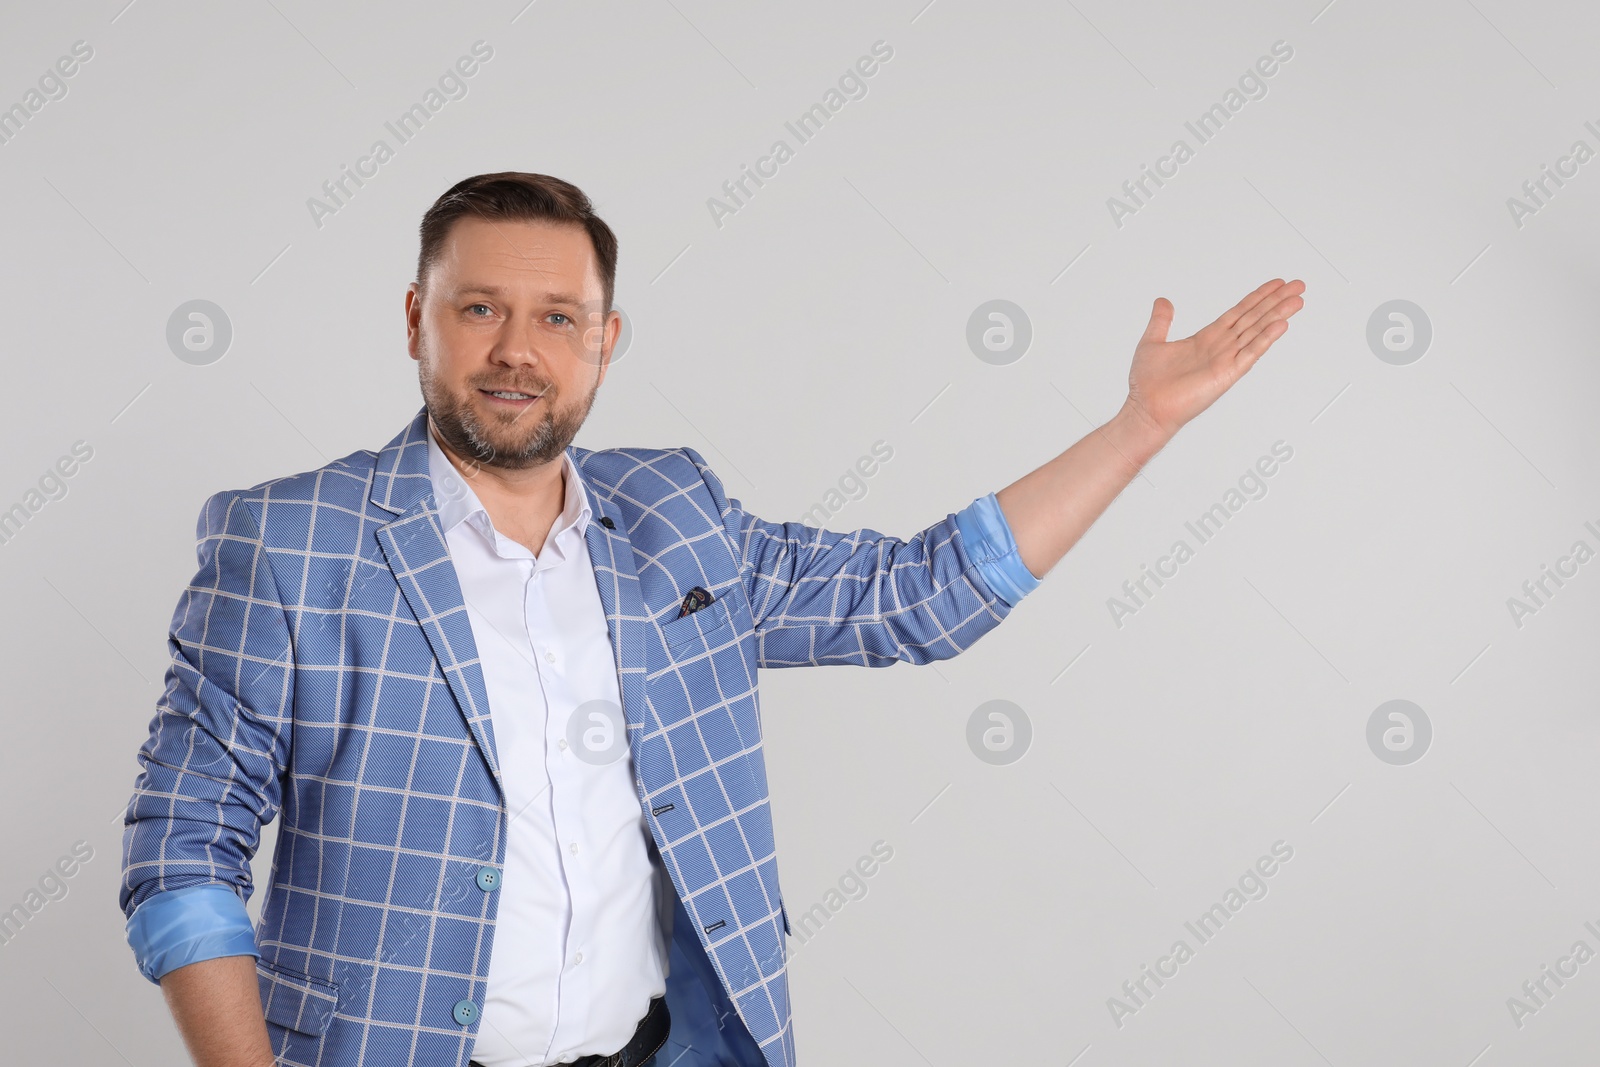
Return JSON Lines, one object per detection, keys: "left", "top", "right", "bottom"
{"left": 416, "top": 172, "right": 619, "bottom": 312}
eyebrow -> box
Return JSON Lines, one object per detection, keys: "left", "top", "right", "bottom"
{"left": 451, "top": 284, "right": 590, "bottom": 306}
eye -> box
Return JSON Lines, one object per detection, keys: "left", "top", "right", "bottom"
{"left": 548, "top": 313, "right": 571, "bottom": 326}
{"left": 466, "top": 303, "right": 492, "bottom": 316}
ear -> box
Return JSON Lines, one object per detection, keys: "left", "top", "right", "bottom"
{"left": 594, "top": 308, "right": 621, "bottom": 388}
{"left": 405, "top": 282, "right": 423, "bottom": 362}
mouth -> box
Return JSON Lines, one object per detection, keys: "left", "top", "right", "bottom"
{"left": 479, "top": 388, "right": 543, "bottom": 408}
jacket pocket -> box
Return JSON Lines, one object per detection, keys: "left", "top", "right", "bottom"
{"left": 658, "top": 592, "right": 734, "bottom": 653}
{"left": 257, "top": 957, "right": 339, "bottom": 1037}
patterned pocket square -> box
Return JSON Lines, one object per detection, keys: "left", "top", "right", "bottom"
{"left": 676, "top": 586, "right": 715, "bottom": 619}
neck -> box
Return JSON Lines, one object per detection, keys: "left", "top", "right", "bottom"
{"left": 428, "top": 418, "right": 570, "bottom": 554}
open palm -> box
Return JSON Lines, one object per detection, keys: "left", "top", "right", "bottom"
{"left": 1125, "top": 278, "right": 1306, "bottom": 440}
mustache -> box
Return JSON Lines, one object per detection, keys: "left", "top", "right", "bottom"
{"left": 473, "top": 378, "right": 551, "bottom": 395}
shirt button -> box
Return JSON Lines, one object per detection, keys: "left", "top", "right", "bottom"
{"left": 452, "top": 999, "right": 479, "bottom": 1025}
{"left": 569, "top": 842, "right": 579, "bottom": 856}
{"left": 557, "top": 738, "right": 569, "bottom": 750}
{"left": 544, "top": 651, "right": 556, "bottom": 664}
{"left": 475, "top": 866, "right": 500, "bottom": 892}
{"left": 574, "top": 952, "right": 584, "bottom": 965}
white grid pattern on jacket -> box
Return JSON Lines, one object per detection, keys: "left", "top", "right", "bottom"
{"left": 425, "top": 427, "right": 669, "bottom": 1065}
{"left": 119, "top": 406, "right": 1016, "bottom": 1067}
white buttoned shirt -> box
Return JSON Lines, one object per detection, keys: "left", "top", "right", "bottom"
{"left": 426, "top": 428, "right": 668, "bottom": 1066}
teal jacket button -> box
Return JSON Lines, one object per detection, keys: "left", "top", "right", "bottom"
{"left": 452, "top": 999, "right": 479, "bottom": 1025}
{"left": 475, "top": 866, "right": 500, "bottom": 891}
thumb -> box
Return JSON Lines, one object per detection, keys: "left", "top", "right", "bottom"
{"left": 1141, "top": 297, "right": 1174, "bottom": 345}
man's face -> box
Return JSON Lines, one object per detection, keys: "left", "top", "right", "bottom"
{"left": 406, "top": 216, "right": 618, "bottom": 471}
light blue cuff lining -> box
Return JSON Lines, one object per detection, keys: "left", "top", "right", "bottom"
{"left": 954, "top": 492, "right": 1043, "bottom": 607}
{"left": 125, "top": 883, "right": 258, "bottom": 984}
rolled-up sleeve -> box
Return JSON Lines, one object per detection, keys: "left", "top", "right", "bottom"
{"left": 118, "top": 489, "right": 293, "bottom": 983}
{"left": 125, "top": 883, "right": 259, "bottom": 983}
{"left": 682, "top": 448, "right": 1027, "bottom": 668}
{"left": 952, "top": 491, "right": 1042, "bottom": 608}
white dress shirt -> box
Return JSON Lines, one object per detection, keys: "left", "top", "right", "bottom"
{"left": 426, "top": 428, "right": 667, "bottom": 1066}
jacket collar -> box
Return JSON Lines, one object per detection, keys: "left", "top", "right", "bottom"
{"left": 370, "top": 405, "right": 607, "bottom": 527}
{"left": 366, "top": 406, "right": 658, "bottom": 798}
{"left": 420, "top": 418, "right": 593, "bottom": 548}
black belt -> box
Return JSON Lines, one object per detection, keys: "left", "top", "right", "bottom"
{"left": 470, "top": 995, "right": 669, "bottom": 1067}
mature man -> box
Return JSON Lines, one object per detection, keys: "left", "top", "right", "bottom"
{"left": 119, "top": 171, "right": 1303, "bottom": 1067}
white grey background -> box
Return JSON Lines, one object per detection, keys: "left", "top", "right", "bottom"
{"left": 1, "top": 0, "right": 1597, "bottom": 1063}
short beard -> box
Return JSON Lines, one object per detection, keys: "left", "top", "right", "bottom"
{"left": 417, "top": 337, "right": 598, "bottom": 472}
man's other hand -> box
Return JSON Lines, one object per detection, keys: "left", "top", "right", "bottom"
{"left": 1124, "top": 278, "right": 1306, "bottom": 441}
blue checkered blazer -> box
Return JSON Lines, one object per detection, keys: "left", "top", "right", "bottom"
{"left": 119, "top": 406, "right": 1037, "bottom": 1067}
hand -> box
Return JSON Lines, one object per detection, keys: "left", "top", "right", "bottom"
{"left": 1122, "top": 278, "right": 1305, "bottom": 441}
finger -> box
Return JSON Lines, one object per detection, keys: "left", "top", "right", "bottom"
{"left": 1235, "top": 318, "right": 1289, "bottom": 373}
{"left": 1231, "top": 281, "right": 1305, "bottom": 338}
{"left": 1215, "top": 279, "right": 1287, "bottom": 332}
{"left": 1235, "top": 313, "right": 1289, "bottom": 355}
{"left": 1235, "top": 289, "right": 1299, "bottom": 340}
{"left": 1141, "top": 297, "right": 1175, "bottom": 345}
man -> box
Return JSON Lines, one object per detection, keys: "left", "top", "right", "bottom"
{"left": 119, "top": 171, "right": 1303, "bottom": 1067}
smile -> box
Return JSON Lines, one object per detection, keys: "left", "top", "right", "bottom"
{"left": 480, "top": 389, "right": 542, "bottom": 404}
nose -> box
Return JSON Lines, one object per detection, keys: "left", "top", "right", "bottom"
{"left": 492, "top": 312, "right": 543, "bottom": 372}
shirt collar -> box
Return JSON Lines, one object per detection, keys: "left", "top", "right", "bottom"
{"left": 424, "top": 422, "right": 591, "bottom": 543}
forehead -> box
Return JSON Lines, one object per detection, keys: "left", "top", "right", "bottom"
{"left": 432, "top": 216, "right": 600, "bottom": 295}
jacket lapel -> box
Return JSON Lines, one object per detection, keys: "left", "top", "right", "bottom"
{"left": 571, "top": 448, "right": 662, "bottom": 790}
{"left": 370, "top": 408, "right": 503, "bottom": 791}
{"left": 367, "top": 408, "right": 661, "bottom": 803}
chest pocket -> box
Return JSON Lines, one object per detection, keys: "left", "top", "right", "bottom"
{"left": 657, "top": 590, "right": 735, "bottom": 653}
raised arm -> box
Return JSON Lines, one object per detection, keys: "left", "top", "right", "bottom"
{"left": 684, "top": 448, "right": 1028, "bottom": 668}
{"left": 997, "top": 279, "right": 1305, "bottom": 578}
{"left": 676, "top": 281, "right": 1300, "bottom": 668}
